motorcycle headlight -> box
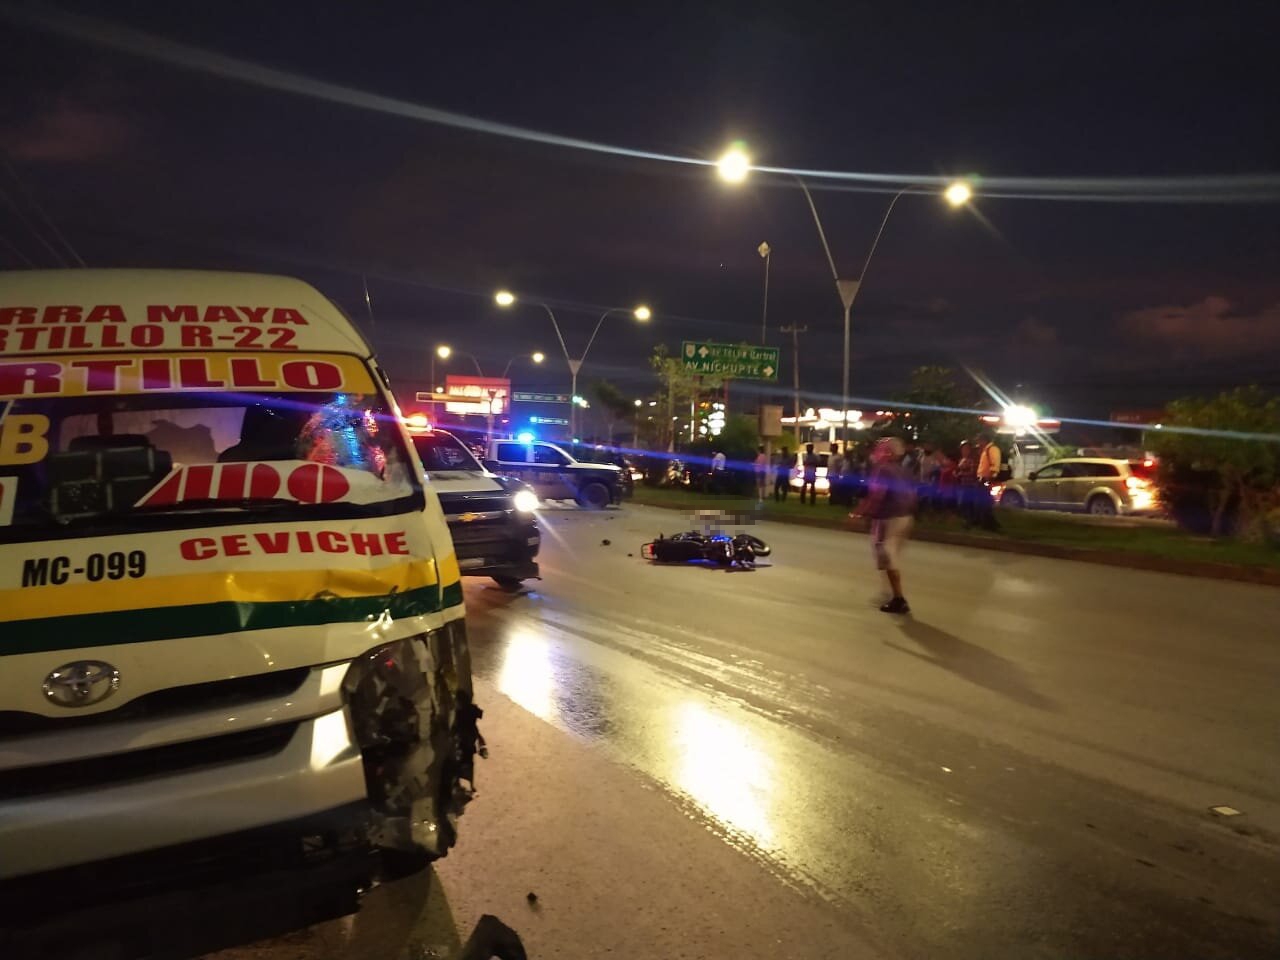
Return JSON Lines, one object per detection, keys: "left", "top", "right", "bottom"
{"left": 513, "top": 489, "right": 539, "bottom": 513}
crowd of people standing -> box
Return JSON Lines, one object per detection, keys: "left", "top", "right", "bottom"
{"left": 753, "top": 432, "right": 1007, "bottom": 530}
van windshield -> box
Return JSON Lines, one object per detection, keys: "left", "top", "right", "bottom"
{"left": 0, "top": 390, "right": 420, "bottom": 542}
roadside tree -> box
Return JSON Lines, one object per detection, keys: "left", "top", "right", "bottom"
{"left": 1147, "top": 387, "right": 1280, "bottom": 539}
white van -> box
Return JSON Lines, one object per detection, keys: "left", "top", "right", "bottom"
{"left": 0, "top": 270, "right": 475, "bottom": 940}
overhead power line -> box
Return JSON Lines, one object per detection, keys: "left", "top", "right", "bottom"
{"left": 0, "top": 183, "right": 69, "bottom": 267}
{"left": 0, "top": 152, "right": 86, "bottom": 266}
{"left": 0, "top": 232, "right": 36, "bottom": 267}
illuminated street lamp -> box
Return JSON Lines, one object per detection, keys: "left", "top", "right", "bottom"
{"left": 495, "top": 290, "right": 652, "bottom": 438}
{"left": 718, "top": 143, "right": 975, "bottom": 442}
{"left": 716, "top": 145, "right": 751, "bottom": 184}
{"left": 500, "top": 350, "right": 545, "bottom": 379}
{"left": 945, "top": 180, "right": 973, "bottom": 208}
{"left": 430, "top": 343, "right": 452, "bottom": 393}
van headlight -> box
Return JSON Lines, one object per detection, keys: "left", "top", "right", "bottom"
{"left": 513, "top": 489, "right": 539, "bottom": 513}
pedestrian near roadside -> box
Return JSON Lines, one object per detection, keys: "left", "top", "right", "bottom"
{"left": 773, "top": 447, "right": 791, "bottom": 501}
{"left": 753, "top": 445, "right": 770, "bottom": 504}
{"left": 853, "top": 437, "right": 917, "bottom": 613}
{"left": 828, "top": 443, "right": 846, "bottom": 507}
{"left": 917, "top": 445, "right": 940, "bottom": 511}
{"left": 954, "top": 439, "right": 976, "bottom": 519}
{"left": 973, "top": 432, "right": 1002, "bottom": 531}
{"left": 800, "top": 443, "right": 820, "bottom": 504}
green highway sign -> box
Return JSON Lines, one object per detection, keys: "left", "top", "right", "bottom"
{"left": 513, "top": 391, "right": 572, "bottom": 403}
{"left": 681, "top": 341, "right": 780, "bottom": 381}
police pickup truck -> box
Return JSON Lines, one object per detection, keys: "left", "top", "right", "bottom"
{"left": 483, "top": 439, "right": 625, "bottom": 509}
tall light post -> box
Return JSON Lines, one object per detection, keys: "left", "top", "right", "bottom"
{"left": 495, "top": 291, "right": 650, "bottom": 439}
{"left": 757, "top": 241, "right": 771, "bottom": 344}
{"left": 718, "top": 145, "right": 972, "bottom": 442}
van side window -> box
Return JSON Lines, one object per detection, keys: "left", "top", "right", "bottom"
{"left": 496, "top": 443, "right": 527, "bottom": 463}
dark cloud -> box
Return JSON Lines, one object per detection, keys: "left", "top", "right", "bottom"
{"left": 1118, "top": 297, "right": 1280, "bottom": 361}
{"left": 6, "top": 97, "right": 131, "bottom": 163}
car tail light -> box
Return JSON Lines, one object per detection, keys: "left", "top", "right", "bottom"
{"left": 1126, "top": 476, "right": 1150, "bottom": 490}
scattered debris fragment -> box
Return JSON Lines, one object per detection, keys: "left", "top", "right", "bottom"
{"left": 601, "top": 539, "right": 612, "bottom": 546}
{"left": 1210, "top": 805, "right": 1242, "bottom": 817}
{"left": 459, "top": 914, "right": 528, "bottom": 960}
{"left": 526, "top": 891, "right": 538, "bottom": 903}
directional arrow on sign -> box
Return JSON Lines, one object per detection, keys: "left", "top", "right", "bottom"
{"left": 762, "top": 365, "right": 775, "bottom": 377}
{"left": 698, "top": 346, "right": 710, "bottom": 358}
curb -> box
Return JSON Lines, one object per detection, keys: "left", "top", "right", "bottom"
{"left": 629, "top": 495, "right": 1280, "bottom": 588}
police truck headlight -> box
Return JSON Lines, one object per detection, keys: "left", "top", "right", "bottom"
{"left": 513, "top": 490, "right": 539, "bottom": 513}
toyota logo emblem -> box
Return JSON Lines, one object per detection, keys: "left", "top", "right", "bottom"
{"left": 43, "top": 661, "right": 120, "bottom": 708}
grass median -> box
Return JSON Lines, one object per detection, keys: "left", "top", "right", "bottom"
{"left": 628, "top": 485, "right": 1280, "bottom": 574}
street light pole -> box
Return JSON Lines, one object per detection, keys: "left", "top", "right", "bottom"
{"left": 718, "top": 147, "right": 973, "bottom": 446}
{"left": 495, "top": 292, "right": 649, "bottom": 441}
{"left": 780, "top": 323, "right": 807, "bottom": 448}
{"left": 758, "top": 241, "right": 771, "bottom": 344}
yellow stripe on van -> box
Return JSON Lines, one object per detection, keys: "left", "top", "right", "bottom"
{"left": 0, "top": 559, "right": 441, "bottom": 622}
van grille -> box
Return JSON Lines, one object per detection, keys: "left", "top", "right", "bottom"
{"left": 0, "top": 722, "right": 298, "bottom": 799}
{"left": 0, "top": 668, "right": 309, "bottom": 740}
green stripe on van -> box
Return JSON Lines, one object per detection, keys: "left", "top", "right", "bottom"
{"left": 3, "top": 581, "right": 462, "bottom": 656}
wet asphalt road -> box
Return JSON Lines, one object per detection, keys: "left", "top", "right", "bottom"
{"left": 217, "top": 503, "right": 1280, "bottom": 959}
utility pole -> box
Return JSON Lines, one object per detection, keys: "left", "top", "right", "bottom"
{"left": 780, "top": 323, "right": 807, "bottom": 448}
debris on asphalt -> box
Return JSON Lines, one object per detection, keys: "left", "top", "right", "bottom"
{"left": 526, "top": 891, "right": 538, "bottom": 903}
{"left": 1210, "top": 805, "right": 1243, "bottom": 817}
{"left": 601, "top": 539, "right": 611, "bottom": 545}
{"left": 458, "top": 914, "right": 528, "bottom": 960}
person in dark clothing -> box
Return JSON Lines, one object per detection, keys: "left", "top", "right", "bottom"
{"left": 773, "top": 447, "right": 791, "bottom": 501}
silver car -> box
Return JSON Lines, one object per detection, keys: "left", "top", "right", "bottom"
{"left": 997, "top": 458, "right": 1159, "bottom": 516}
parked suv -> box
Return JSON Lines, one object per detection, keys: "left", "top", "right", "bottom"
{"left": 998, "top": 458, "right": 1158, "bottom": 515}
{"left": 483, "top": 439, "right": 624, "bottom": 509}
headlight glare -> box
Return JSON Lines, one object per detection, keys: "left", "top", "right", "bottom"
{"left": 513, "top": 489, "right": 539, "bottom": 513}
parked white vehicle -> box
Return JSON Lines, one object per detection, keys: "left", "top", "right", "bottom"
{"left": 0, "top": 270, "right": 477, "bottom": 939}
{"left": 997, "top": 457, "right": 1159, "bottom": 515}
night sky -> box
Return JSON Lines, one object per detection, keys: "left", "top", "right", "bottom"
{"left": 2, "top": 1, "right": 1278, "bottom": 423}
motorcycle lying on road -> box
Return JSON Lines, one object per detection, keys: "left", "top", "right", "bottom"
{"left": 640, "top": 530, "right": 771, "bottom": 569}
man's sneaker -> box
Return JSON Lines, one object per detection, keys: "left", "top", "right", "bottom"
{"left": 879, "top": 596, "right": 910, "bottom": 615}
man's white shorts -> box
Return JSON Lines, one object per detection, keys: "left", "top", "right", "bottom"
{"left": 871, "top": 515, "right": 913, "bottom": 571}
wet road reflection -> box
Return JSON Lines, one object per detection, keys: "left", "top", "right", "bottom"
{"left": 490, "top": 614, "right": 780, "bottom": 849}
{"left": 670, "top": 700, "right": 776, "bottom": 847}
{"left": 460, "top": 506, "right": 1280, "bottom": 959}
